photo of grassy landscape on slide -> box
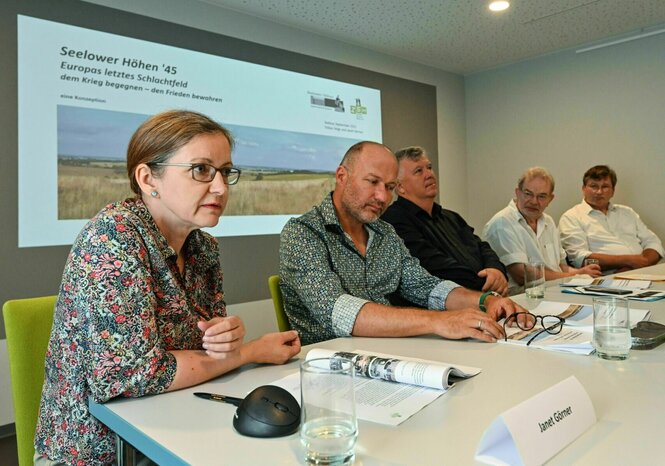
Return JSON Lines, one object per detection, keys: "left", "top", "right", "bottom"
{"left": 57, "top": 106, "right": 356, "bottom": 219}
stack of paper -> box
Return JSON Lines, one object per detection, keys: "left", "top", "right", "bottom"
{"left": 500, "top": 301, "right": 651, "bottom": 355}
{"left": 614, "top": 273, "right": 665, "bottom": 282}
{"left": 560, "top": 277, "right": 665, "bottom": 301}
{"left": 502, "top": 326, "right": 594, "bottom": 355}
{"left": 560, "top": 277, "right": 651, "bottom": 289}
{"left": 530, "top": 301, "right": 650, "bottom": 331}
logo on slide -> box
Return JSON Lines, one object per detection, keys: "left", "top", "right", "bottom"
{"left": 351, "top": 98, "right": 367, "bottom": 118}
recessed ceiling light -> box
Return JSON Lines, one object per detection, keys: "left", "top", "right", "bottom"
{"left": 489, "top": 1, "right": 510, "bottom": 12}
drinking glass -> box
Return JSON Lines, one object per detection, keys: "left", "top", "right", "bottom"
{"left": 300, "top": 357, "right": 357, "bottom": 465}
{"left": 583, "top": 258, "right": 600, "bottom": 268}
{"left": 524, "top": 262, "right": 545, "bottom": 299}
{"left": 592, "top": 296, "right": 631, "bottom": 360}
{"left": 583, "top": 257, "right": 601, "bottom": 275}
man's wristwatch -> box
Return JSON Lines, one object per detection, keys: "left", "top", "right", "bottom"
{"left": 479, "top": 291, "right": 501, "bottom": 312}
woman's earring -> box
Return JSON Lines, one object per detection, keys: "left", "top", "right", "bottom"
{"left": 150, "top": 191, "right": 159, "bottom": 198}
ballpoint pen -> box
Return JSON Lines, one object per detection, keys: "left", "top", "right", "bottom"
{"left": 194, "top": 392, "right": 243, "bottom": 407}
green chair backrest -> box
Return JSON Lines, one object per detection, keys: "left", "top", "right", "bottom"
{"left": 2, "top": 295, "right": 57, "bottom": 466}
{"left": 268, "top": 275, "right": 291, "bottom": 331}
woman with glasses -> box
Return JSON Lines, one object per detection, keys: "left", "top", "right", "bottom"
{"left": 34, "top": 110, "right": 301, "bottom": 465}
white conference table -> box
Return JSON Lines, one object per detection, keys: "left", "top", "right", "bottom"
{"left": 90, "top": 264, "right": 665, "bottom": 465}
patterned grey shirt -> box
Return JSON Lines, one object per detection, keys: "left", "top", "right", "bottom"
{"left": 279, "top": 194, "right": 461, "bottom": 345}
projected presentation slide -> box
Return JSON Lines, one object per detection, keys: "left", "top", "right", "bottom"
{"left": 18, "top": 15, "right": 382, "bottom": 247}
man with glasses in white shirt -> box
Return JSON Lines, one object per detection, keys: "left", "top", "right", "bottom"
{"left": 482, "top": 167, "right": 601, "bottom": 294}
{"left": 559, "top": 165, "right": 664, "bottom": 273}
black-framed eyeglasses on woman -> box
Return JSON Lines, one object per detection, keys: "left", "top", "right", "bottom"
{"left": 503, "top": 312, "right": 565, "bottom": 346}
{"left": 151, "top": 162, "right": 242, "bottom": 185}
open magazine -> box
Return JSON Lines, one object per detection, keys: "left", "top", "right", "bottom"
{"left": 503, "top": 326, "right": 594, "bottom": 355}
{"left": 306, "top": 348, "right": 481, "bottom": 390}
{"left": 270, "top": 349, "right": 482, "bottom": 425}
{"left": 531, "top": 301, "right": 650, "bottom": 329}
{"left": 500, "top": 301, "right": 651, "bottom": 355}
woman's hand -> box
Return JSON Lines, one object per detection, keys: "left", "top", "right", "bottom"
{"left": 243, "top": 331, "right": 301, "bottom": 364}
{"left": 197, "top": 316, "right": 246, "bottom": 358}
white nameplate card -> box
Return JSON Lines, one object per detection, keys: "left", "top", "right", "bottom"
{"left": 475, "top": 376, "right": 596, "bottom": 466}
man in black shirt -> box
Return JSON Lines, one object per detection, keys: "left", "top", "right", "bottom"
{"left": 382, "top": 146, "right": 508, "bottom": 295}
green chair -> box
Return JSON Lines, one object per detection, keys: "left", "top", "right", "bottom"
{"left": 268, "top": 275, "right": 291, "bottom": 331}
{"left": 3, "top": 295, "right": 57, "bottom": 466}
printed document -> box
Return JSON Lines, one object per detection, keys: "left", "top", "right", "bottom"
{"left": 305, "top": 348, "right": 480, "bottom": 389}
{"left": 560, "top": 277, "right": 651, "bottom": 289}
{"left": 501, "top": 326, "right": 594, "bottom": 355}
{"left": 271, "top": 349, "right": 482, "bottom": 426}
{"left": 561, "top": 286, "right": 665, "bottom": 301}
{"left": 530, "top": 301, "right": 650, "bottom": 330}
{"left": 614, "top": 273, "right": 665, "bottom": 282}
{"left": 500, "top": 301, "right": 650, "bottom": 355}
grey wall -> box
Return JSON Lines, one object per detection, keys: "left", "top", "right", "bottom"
{"left": 465, "top": 33, "right": 665, "bottom": 241}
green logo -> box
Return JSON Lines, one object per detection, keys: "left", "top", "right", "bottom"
{"left": 350, "top": 105, "right": 367, "bottom": 115}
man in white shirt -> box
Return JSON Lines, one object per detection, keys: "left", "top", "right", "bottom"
{"left": 559, "top": 165, "right": 664, "bottom": 272}
{"left": 482, "top": 167, "right": 601, "bottom": 293}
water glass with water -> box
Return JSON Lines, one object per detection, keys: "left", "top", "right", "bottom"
{"left": 592, "top": 296, "right": 631, "bottom": 360}
{"left": 524, "top": 262, "right": 545, "bottom": 299}
{"left": 300, "top": 357, "right": 357, "bottom": 465}
{"left": 583, "top": 258, "right": 600, "bottom": 268}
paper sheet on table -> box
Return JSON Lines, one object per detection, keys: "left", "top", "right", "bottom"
{"left": 560, "top": 278, "right": 651, "bottom": 289}
{"left": 500, "top": 326, "right": 594, "bottom": 355}
{"left": 529, "top": 301, "right": 651, "bottom": 330}
{"left": 561, "top": 287, "right": 665, "bottom": 301}
{"left": 270, "top": 350, "right": 481, "bottom": 426}
{"left": 614, "top": 273, "right": 665, "bottom": 282}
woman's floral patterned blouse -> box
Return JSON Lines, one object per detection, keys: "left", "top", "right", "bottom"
{"left": 35, "top": 198, "right": 226, "bottom": 465}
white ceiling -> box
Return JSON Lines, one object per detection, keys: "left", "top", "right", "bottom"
{"left": 201, "top": 0, "right": 665, "bottom": 74}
